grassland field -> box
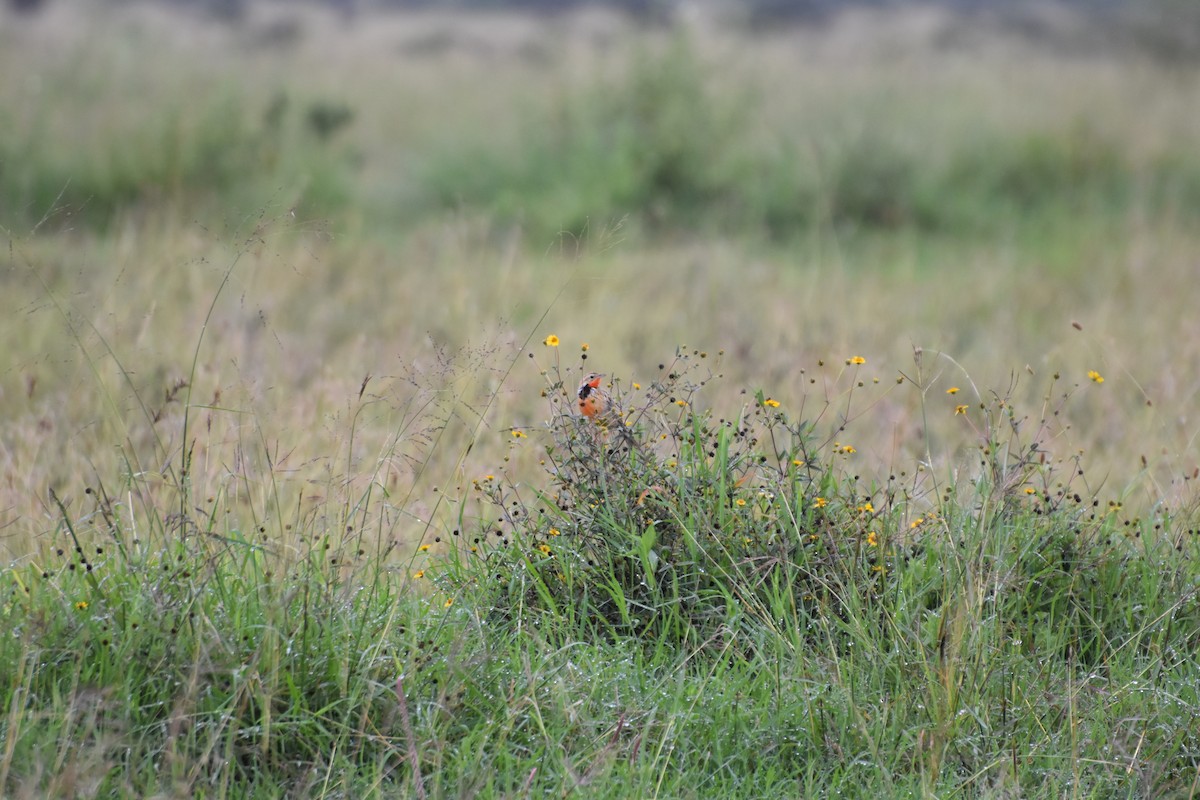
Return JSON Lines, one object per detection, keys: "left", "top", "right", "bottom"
{"left": 3, "top": 1, "right": 1200, "bottom": 798}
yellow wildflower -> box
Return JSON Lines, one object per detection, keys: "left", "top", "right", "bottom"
{"left": 947, "top": 387, "right": 959, "bottom": 395}
{"left": 813, "top": 497, "right": 828, "bottom": 508}
{"left": 763, "top": 398, "right": 781, "bottom": 408}
{"left": 954, "top": 405, "right": 969, "bottom": 415}
{"left": 849, "top": 356, "right": 866, "bottom": 365}
{"left": 1087, "top": 370, "right": 1104, "bottom": 384}
{"left": 543, "top": 334, "right": 560, "bottom": 347}
{"left": 75, "top": 601, "right": 88, "bottom": 611}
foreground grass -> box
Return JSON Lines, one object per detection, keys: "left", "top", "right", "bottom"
{"left": 3, "top": 352, "right": 1199, "bottom": 798}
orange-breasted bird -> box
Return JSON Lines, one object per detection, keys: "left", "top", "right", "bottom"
{"left": 576, "top": 372, "right": 609, "bottom": 419}
{"left": 577, "top": 372, "right": 637, "bottom": 447}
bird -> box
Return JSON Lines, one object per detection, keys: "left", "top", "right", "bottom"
{"left": 576, "top": 372, "right": 609, "bottom": 419}
{"left": 576, "top": 372, "right": 636, "bottom": 448}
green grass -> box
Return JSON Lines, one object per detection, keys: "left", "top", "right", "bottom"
{"left": 4, "top": 3, "right": 1200, "bottom": 797}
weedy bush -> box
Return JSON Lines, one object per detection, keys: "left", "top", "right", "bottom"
{"left": 447, "top": 341, "right": 1200, "bottom": 684}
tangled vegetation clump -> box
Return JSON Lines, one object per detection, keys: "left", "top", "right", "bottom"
{"left": 450, "top": 342, "right": 1200, "bottom": 686}
{"left": 456, "top": 348, "right": 912, "bottom": 647}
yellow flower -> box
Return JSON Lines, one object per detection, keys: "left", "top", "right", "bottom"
{"left": 954, "top": 404, "right": 969, "bottom": 415}
{"left": 511, "top": 430, "right": 527, "bottom": 438}
{"left": 633, "top": 382, "right": 641, "bottom": 390}
{"left": 537, "top": 544, "right": 552, "bottom": 555}
{"left": 543, "top": 334, "right": 560, "bottom": 347}
{"left": 763, "top": 398, "right": 781, "bottom": 408}
{"left": 413, "top": 570, "right": 425, "bottom": 579}
{"left": 419, "top": 544, "right": 431, "bottom": 552}
{"left": 1087, "top": 370, "right": 1104, "bottom": 384}
{"left": 580, "top": 343, "right": 589, "bottom": 351}
{"left": 849, "top": 356, "right": 866, "bottom": 365}
{"left": 858, "top": 502, "right": 874, "bottom": 514}
{"left": 735, "top": 498, "right": 747, "bottom": 507}
{"left": 947, "top": 387, "right": 959, "bottom": 395}
{"left": 840, "top": 444, "right": 856, "bottom": 454}
{"left": 1024, "top": 487, "right": 1036, "bottom": 495}
{"left": 548, "top": 528, "right": 561, "bottom": 536}
{"left": 675, "top": 399, "right": 688, "bottom": 407}
{"left": 910, "top": 517, "right": 924, "bottom": 529}
{"left": 813, "top": 497, "right": 828, "bottom": 508}
{"left": 75, "top": 601, "right": 88, "bottom": 611}
{"left": 444, "top": 598, "right": 454, "bottom": 608}
{"left": 792, "top": 459, "right": 805, "bottom": 467}
{"left": 866, "top": 531, "right": 878, "bottom": 547}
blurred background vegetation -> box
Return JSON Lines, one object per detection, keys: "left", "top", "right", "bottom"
{"left": 3, "top": 0, "right": 1200, "bottom": 538}
{"left": 3, "top": 0, "right": 1200, "bottom": 241}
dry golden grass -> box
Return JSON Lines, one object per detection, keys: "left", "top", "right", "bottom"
{"left": 4, "top": 0, "right": 1200, "bottom": 562}
{"left": 7, "top": 213, "right": 1200, "bottom": 559}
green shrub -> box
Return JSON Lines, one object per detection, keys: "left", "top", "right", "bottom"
{"left": 449, "top": 352, "right": 901, "bottom": 650}
{"left": 450, "top": 347, "right": 1200, "bottom": 677}
{"left": 414, "top": 36, "right": 749, "bottom": 241}
{"left": 0, "top": 90, "right": 354, "bottom": 231}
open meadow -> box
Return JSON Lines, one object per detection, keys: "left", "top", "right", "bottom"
{"left": 3, "top": 1, "right": 1200, "bottom": 797}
